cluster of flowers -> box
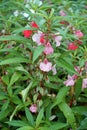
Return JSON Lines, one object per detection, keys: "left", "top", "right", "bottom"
{"left": 23, "top": 21, "right": 63, "bottom": 113}
{"left": 22, "top": 10, "right": 85, "bottom": 113}
{"left": 23, "top": 21, "right": 62, "bottom": 74}
{"left": 59, "top": 10, "right": 84, "bottom": 50}
{"left": 64, "top": 62, "right": 87, "bottom": 89}
{"left": 68, "top": 29, "right": 84, "bottom": 50}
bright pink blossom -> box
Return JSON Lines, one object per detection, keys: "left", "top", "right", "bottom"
{"left": 68, "top": 43, "right": 78, "bottom": 50}
{"left": 54, "top": 36, "right": 62, "bottom": 47}
{"left": 44, "top": 42, "right": 54, "bottom": 55}
{"left": 31, "top": 21, "right": 39, "bottom": 28}
{"left": 74, "top": 30, "right": 84, "bottom": 38}
{"left": 29, "top": 104, "right": 37, "bottom": 113}
{"left": 59, "top": 10, "right": 66, "bottom": 16}
{"left": 23, "top": 30, "right": 32, "bottom": 38}
{"left": 39, "top": 58, "right": 52, "bottom": 72}
{"left": 82, "top": 78, "right": 87, "bottom": 89}
{"left": 32, "top": 31, "right": 45, "bottom": 45}
{"left": 64, "top": 75, "right": 75, "bottom": 87}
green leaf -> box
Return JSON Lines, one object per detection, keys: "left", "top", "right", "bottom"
{"left": 39, "top": 127, "right": 50, "bottom": 130}
{"left": 36, "top": 108, "right": 44, "bottom": 127}
{"left": 49, "top": 8, "right": 54, "bottom": 19}
{"left": 49, "top": 122, "right": 68, "bottom": 130}
{"left": 77, "top": 118, "right": 87, "bottom": 130}
{"left": 75, "top": 78, "right": 82, "bottom": 99}
{"left": 6, "top": 120, "right": 28, "bottom": 127}
{"left": 1, "top": 100, "right": 9, "bottom": 111}
{"left": 0, "top": 35, "right": 28, "bottom": 42}
{"left": 10, "top": 104, "right": 23, "bottom": 121}
{"left": 0, "top": 109, "right": 11, "bottom": 121}
{"left": 51, "top": 87, "right": 69, "bottom": 108}
{"left": 21, "top": 82, "right": 33, "bottom": 102}
{"left": 56, "top": 58, "right": 77, "bottom": 74}
{"left": 0, "top": 57, "right": 29, "bottom": 65}
{"left": 0, "top": 92, "right": 7, "bottom": 100}
{"left": 11, "top": 96, "right": 22, "bottom": 104}
{"left": 72, "top": 106, "right": 87, "bottom": 115}
{"left": 16, "top": 126, "right": 33, "bottom": 130}
{"left": 25, "top": 107, "right": 34, "bottom": 126}
{"left": 9, "top": 72, "right": 21, "bottom": 87}
{"left": 33, "top": 45, "right": 44, "bottom": 63}
{"left": 48, "top": 76, "right": 62, "bottom": 83}
{"left": 58, "top": 102, "right": 76, "bottom": 130}
{"left": 2, "top": 75, "right": 9, "bottom": 85}
{"left": 45, "top": 83, "right": 60, "bottom": 89}
{"left": 15, "top": 66, "right": 33, "bottom": 80}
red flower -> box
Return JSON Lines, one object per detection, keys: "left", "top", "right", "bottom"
{"left": 60, "top": 21, "right": 69, "bottom": 25}
{"left": 23, "top": 30, "right": 32, "bottom": 38}
{"left": 40, "top": 36, "right": 45, "bottom": 44}
{"left": 31, "top": 21, "right": 39, "bottom": 28}
{"left": 68, "top": 43, "right": 78, "bottom": 50}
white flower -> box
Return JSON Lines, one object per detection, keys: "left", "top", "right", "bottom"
{"left": 54, "top": 36, "right": 62, "bottom": 47}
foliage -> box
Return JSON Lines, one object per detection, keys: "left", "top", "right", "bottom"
{"left": 0, "top": 0, "right": 87, "bottom": 130}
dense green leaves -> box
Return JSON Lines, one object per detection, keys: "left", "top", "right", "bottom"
{"left": 0, "top": 57, "right": 29, "bottom": 65}
{"left": 33, "top": 45, "right": 44, "bottom": 63}
{"left": 6, "top": 120, "right": 28, "bottom": 127}
{"left": 0, "top": 0, "right": 87, "bottom": 130}
{"left": 21, "top": 82, "right": 33, "bottom": 102}
{"left": 0, "top": 35, "right": 28, "bottom": 42}
{"left": 56, "top": 58, "right": 77, "bottom": 74}
{"left": 77, "top": 118, "right": 87, "bottom": 130}
{"left": 75, "top": 78, "right": 82, "bottom": 99}
{"left": 49, "top": 122, "right": 68, "bottom": 130}
{"left": 25, "top": 107, "right": 34, "bottom": 126}
{"left": 16, "top": 126, "right": 33, "bottom": 130}
{"left": 36, "top": 108, "right": 44, "bottom": 127}
{"left": 51, "top": 87, "right": 69, "bottom": 108}
{"left": 59, "top": 102, "right": 76, "bottom": 129}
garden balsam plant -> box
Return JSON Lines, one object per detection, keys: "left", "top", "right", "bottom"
{"left": 0, "top": 0, "right": 87, "bottom": 130}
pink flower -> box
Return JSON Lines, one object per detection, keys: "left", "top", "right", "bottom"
{"left": 29, "top": 104, "right": 37, "bottom": 113}
{"left": 63, "top": 75, "right": 75, "bottom": 87}
{"left": 68, "top": 43, "right": 78, "bottom": 50}
{"left": 74, "top": 30, "right": 84, "bottom": 38}
{"left": 51, "top": 64, "right": 57, "bottom": 75}
{"left": 23, "top": 30, "right": 32, "bottom": 38}
{"left": 31, "top": 21, "right": 39, "bottom": 28}
{"left": 32, "top": 31, "right": 45, "bottom": 45}
{"left": 44, "top": 42, "right": 54, "bottom": 55}
{"left": 54, "top": 36, "right": 62, "bottom": 47}
{"left": 39, "top": 58, "right": 52, "bottom": 72}
{"left": 59, "top": 10, "right": 66, "bottom": 16}
{"left": 82, "top": 78, "right": 87, "bottom": 89}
